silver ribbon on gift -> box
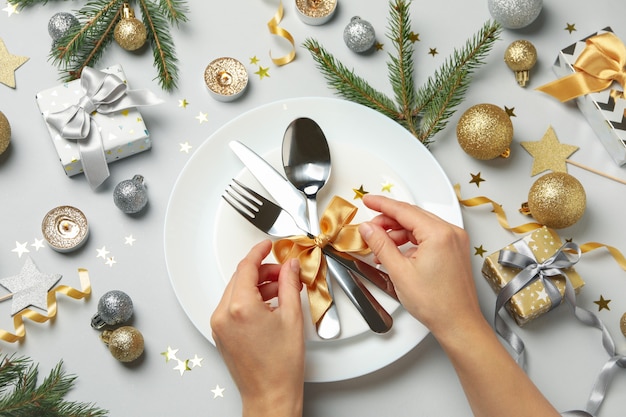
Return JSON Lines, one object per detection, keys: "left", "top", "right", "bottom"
{"left": 45, "top": 67, "right": 163, "bottom": 189}
{"left": 496, "top": 239, "right": 626, "bottom": 416}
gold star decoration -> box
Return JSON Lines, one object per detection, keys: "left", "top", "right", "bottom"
{"left": 504, "top": 106, "right": 516, "bottom": 117}
{"left": 565, "top": 23, "right": 576, "bottom": 34}
{"left": 249, "top": 56, "right": 260, "bottom": 65}
{"left": 593, "top": 295, "right": 611, "bottom": 311}
{"left": 375, "top": 42, "right": 384, "bottom": 51}
{"left": 178, "top": 99, "right": 189, "bottom": 108}
{"left": 428, "top": 48, "right": 438, "bottom": 57}
{"left": 254, "top": 66, "right": 270, "bottom": 79}
{"left": 408, "top": 31, "right": 420, "bottom": 43}
{"left": 521, "top": 126, "right": 579, "bottom": 176}
{"left": 381, "top": 181, "right": 394, "bottom": 192}
{"left": 353, "top": 185, "right": 369, "bottom": 199}
{"left": 0, "top": 38, "right": 29, "bottom": 88}
{"left": 469, "top": 172, "right": 485, "bottom": 187}
{"left": 474, "top": 245, "right": 487, "bottom": 257}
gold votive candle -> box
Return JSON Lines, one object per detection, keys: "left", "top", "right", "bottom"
{"left": 42, "top": 206, "right": 89, "bottom": 252}
{"left": 204, "top": 57, "right": 248, "bottom": 102}
{"left": 295, "top": 0, "right": 337, "bottom": 25}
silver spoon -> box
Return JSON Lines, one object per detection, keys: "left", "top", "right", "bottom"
{"left": 282, "top": 117, "right": 393, "bottom": 336}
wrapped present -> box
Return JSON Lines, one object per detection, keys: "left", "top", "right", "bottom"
{"left": 482, "top": 226, "right": 585, "bottom": 326}
{"left": 36, "top": 65, "right": 162, "bottom": 189}
{"left": 538, "top": 27, "right": 626, "bottom": 166}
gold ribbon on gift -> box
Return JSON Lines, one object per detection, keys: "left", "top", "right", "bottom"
{"left": 537, "top": 32, "right": 626, "bottom": 102}
{"left": 0, "top": 268, "right": 91, "bottom": 343}
{"left": 273, "top": 196, "right": 369, "bottom": 324}
{"left": 267, "top": 0, "right": 296, "bottom": 66}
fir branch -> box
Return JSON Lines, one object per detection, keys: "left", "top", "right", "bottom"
{"left": 387, "top": 0, "right": 415, "bottom": 118}
{"left": 303, "top": 38, "right": 399, "bottom": 120}
{"left": 7, "top": 0, "right": 65, "bottom": 10}
{"left": 158, "top": 0, "right": 188, "bottom": 26}
{"left": 139, "top": 0, "right": 179, "bottom": 90}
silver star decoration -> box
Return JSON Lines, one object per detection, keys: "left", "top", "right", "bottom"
{"left": 0, "top": 257, "right": 61, "bottom": 315}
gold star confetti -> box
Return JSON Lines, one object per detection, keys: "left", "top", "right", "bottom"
{"left": 521, "top": 126, "right": 578, "bottom": 176}
{"left": 565, "top": 23, "right": 576, "bottom": 34}
{"left": 375, "top": 42, "right": 384, "bottom": 51}
{"left": 469, "top": 172, "right": 485, "bottom": 187}
{"left": 249, "top": 56, "right": 260, "bottom": 65}
{"left": 211, "top": 385, "right": 225, "bottom": 398}
{"left": 195, "top": 112, "right": 208, "bottom": 124}
{"left": 381, "top": 181, "right": 394, "bottom": 192}
{"left": 504, "top": 106, "right": 516, "bottom": 117}
{"left": 105, "top": 257, "right": 117, "bottom": 267}
{"left": 178, "top": 99, "right": 189, "bottom": 108}
{"left": 428, "top": 48, "right": 438, "bottom": 57}
{"left": 161, "top": 346, "right": 179, "bottom": 362}
{"left": 173, "top": 359, "right": 191, "bottom": 376}
{"left": 474, "top": 245, "right": 487, "bottom": 257}
{"left": 189, "top": 354, "right": 203, "bottom": 368}
{"left": 179, "top": 141, "right": 192, "bottom": 153}
{"left": 594, "top": 295, "right": 611, "bottom": 311}
{"left": 254, "top": 66, "right": 270, "bottom": 79}
{"left": 408, "top": 32, "right": 420, "bottom": 42}
{"left": 353, "top": 185, "right": 369, "bottom": 199}
{"left": 0, "top": 38, "right": 29, "bottom": 88}
{"left": 2, "top": 3, "right": 18, "bottom": 16}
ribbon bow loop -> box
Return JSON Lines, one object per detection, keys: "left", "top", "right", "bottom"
{"left": 272, "top": 196, "right": 369, "bottom": 324}
{"left": 537, "top": 32, "right": 626, "bottom": 102}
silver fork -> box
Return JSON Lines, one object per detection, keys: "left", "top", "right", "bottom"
{"left": 223, "top": 179, "right": 394, "bottom": 334}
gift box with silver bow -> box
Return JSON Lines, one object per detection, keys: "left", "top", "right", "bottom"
{"left": 36, "top": 65, "right": 162, "bottom": 189}
{"left": 481, "top": 226, "right": 585, "bottom": 326}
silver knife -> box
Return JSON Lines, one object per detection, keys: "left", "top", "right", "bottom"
{"left": 229, "top": 140, "right": 395, "bottom": 332}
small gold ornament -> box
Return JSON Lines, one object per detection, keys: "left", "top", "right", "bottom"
{"left": 0, "top": 111, "right": 10, "bottom": 155}
{"left": 456, "top": 104, "right": 513, "bottom": 160}
{"left": 114, "top": 3, "right": 147, "bottom": 51}
{"left": 620, "top": 313, "right": 626, "bottom": 337}
{"left": 101, "top": 326, "right": 144, "bottom": 362}
{"left": 504, "top": 40, "right": 537, "bottom": 87}
{"left": 524, "top": 172, "right": 586, "bottom": 229}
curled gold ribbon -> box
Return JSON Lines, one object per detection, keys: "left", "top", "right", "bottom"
{"left": 0, "top": 268, "right": 91, "bottom": 343}
{"left": 273, "top": 196, "right": 369, "bottom": 324}
{"left": 267, "top": 0, "right": 296, "bottom": 66}
{"left": 537, "top": 32, "right": 626, "bottom": 102}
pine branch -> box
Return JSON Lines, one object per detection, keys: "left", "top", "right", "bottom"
{"left": 158, "top": 0, "right": 188, "bottom": 26}
{"left": 387, "top": 0, "right": 415, "bottom": 117}
{"left": 7, "top": 0, "right": 62, "bottom": 10}
{"left": 139, "top": 0, "right": 179, "bottom": 90}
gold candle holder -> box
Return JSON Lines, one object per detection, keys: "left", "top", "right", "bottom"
{"left": 295, "top": 0, "right": 337, "bottom": 25}
{"left": 42, "top": 206, "right": 89, "bottom": 252}
{"left": 204, "top": 57, "right": 248, "bottom": 102}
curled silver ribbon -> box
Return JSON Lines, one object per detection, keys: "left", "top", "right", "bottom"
{"left": 45, "top": 67, "right": 162, "bottom": 189}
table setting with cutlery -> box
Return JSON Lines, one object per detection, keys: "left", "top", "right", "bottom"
{"left": 2, "top": 0, "right": 626, "bottom": 415}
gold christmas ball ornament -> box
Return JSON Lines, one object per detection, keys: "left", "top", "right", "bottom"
{"left": 0, "top": 111, "right": 10, "bottom": 155}
{"left": 525, "top": 172, "right": 586, "bottom": 229}
{"left": 456, "top": 104, "right": 513, "bottom": 160}
{"left": 114, "top": 3, "right": 147, "bottom": 51}
{"left": 101, "top": 326, "right": 145, "bottom": 362}
{"left": 504, "top": 40, "right": 537, "bottom": 87}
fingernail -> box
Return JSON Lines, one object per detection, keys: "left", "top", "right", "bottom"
{"left": 359, "top": 222, "right": 373, "bottom": 239}
{"left": 289, "top": 258, "right": 300, "bottom": 273}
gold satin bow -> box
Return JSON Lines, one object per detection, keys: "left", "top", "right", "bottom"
{"left": 537, "top": 32, "right": 626, "bottom": 102}
{"left": 272, "top": 196, "right": 369, "bottom": 324}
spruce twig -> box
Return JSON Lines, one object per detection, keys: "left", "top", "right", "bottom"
{"left": 158, "top": 0, "right": 188, "bottom": 26}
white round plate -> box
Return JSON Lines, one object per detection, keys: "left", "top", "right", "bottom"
{"left": 164, "top": 97, "right": 463, "bottom": 382}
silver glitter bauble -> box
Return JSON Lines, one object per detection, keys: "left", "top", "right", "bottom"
{"left": 113, "top": 174, "right": 148, "bottom": 214}
{"left": 487, "top": 0, "right": 542, "bottom": 29}
{"left": 48, "top": 12, "right": 80, "bottom": 41}
{"left": 343, "top": 16, "right": 376, "bottom": 53}
{"left": 91, "top": 290, "right": 134, "bottom": 329}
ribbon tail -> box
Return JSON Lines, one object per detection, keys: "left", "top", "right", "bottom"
{"left": 304, "top": 259, "right": 331, "bottom": 325}
{"left": 79, "top": 119, "right": 109, "bottom": 189}
{"left": 536, "top": 72, "right": 609, "bottom": 102}
{"left": 98, "top": 89, "right": 164, "bottom": 113}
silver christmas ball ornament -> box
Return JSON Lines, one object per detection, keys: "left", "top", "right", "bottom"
{"left": 487, "top": 0, "right": 542, "bottom": 29}
{"left": 113, "top": 174, "right": 148, "bottom": 214}
{"left": 48, "top": 12, "right": 80, "bottom": 41}
{"left": 343, "top": 16, "right": 376, "bottom": 53}
{"left": 91, "top": 290, "right": 134, "bottom": 329}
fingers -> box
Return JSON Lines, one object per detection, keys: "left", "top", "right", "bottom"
{"left": 223, "top": 240, "right": 273, "bottom": 302}
{"left": 358, "top": 221, "right": 407, "bottom": 272}
{"left": 277, "top": 259, "right": 303, "bottom": 313}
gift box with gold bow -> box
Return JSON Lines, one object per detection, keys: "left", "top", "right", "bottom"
{"left": 36, "top": 65, "right": 162, "bottom": 189}
{"left": 481, "top": 226, "right": 585, "bottom": 326}
{"left": 538, "top": 27, "right": 626, "bottom": 166}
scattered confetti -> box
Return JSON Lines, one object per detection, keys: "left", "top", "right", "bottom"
{"left": 521, "top": 126, "right": 578, "bottom": 176}
{"left": 211, "top": 385, "right": 225, "bottom": 398}
{"left": 381, "top": 181, "right": 394, "bottom": 192}
{"left": 178, "top": 99, "right": 189, "bottom": 108}
{"left": 0, "top": 257, "right": 61, "bottom": 315}
{"left": 352, "top": 185, "right": 369, "bottom": 199}
{"left": 254, "top": 66, "right": 270, "bottom": 79}
{"left": 375, "top": 42, "right": 384, "bottom": 51}
{"left": 249, "top": 56, "right": 260, "bottom": 65}
{"left": 408, "top": 31, "right": 420, "bottom": 42}
{"left": 565, "top": 23, "right": 576, "bottom": 34}
{"left": 31, "top": 238, "right": 45, "bottom": 251}
{"left": 504, "top": 106, "right": 516, "bottom": 117}
{"left": 161, "top": 346, "right": 179, "bottom": 362}
{"left": 173, "top": 359, "right": 191, "bottom": 376}
{"left": 179, "top": 141, "right": 192, "bottom": 153}
{"left": 0, "top": 38, "right": 29, "bottom": 88}
{"left": 2, "top": 3, "right": 18, "bottom": 17}
{"left": 428, "top": 48, "right": 438, "bottom": 57}
{"left": 105, "top": 257, "right": 117, "bottom": 267}
{"left": 594, "top": 295, "right": 611, "bottom": 311}
{"left": 469, "top": 172, "right": 485, "bottom": 187}
{"left": 96, "top": 246, "right": 110, "bottom": 259}
{"left": 474, "top": 245, "right": 487, "bottom": 257}
{"left": 195, "top": 112, "right": 208, "bottom": 124}
{"left": 11, "top": 241, "right": 30, "bottom": 258}
{"left": 189, "top": 354, "right": 203, "bottom": 368}
{"left": 124, "top": 235, "right": 136, "bottom": 246}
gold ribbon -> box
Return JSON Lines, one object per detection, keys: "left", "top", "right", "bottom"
{"left": 272, "top": 196, "right": 369, "bottom": 324}
{"left": 267, "top": 0, "right": 296, "bottom": 66}
{"left": 0, "top": 268, "right": 91, "bottom": 343}
{"left": 537, "top": 32, "right": 626, "bottom": 102}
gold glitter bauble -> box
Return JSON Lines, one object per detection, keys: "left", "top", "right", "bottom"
{"left": 0, "top": 111, "right": 10, "bottom": 155}
{"left": 504, "top": 40, "right": 537, "bottom": 87}
{"left": 101, "top": 326, "right": 144, "bottom": 362}
{"left": 527, "top": 172, "right": 586, "bottom": 229}
{"left": 620, "top": 313, "right": 626, "bottom": 337}
{"left": 114, "top": 3, "right": 147, "bottom": 51}
{"left": 456, "top": 104, "right": 513, "bottom": 160}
